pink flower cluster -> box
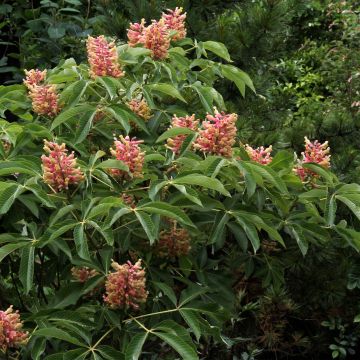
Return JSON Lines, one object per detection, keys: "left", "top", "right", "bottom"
{"left": 193, "top": 110, "right": 238, "bottom": 157}
{"left": 23, "top": 69, "right": 46, "bottom": 88}
{"left": 109, "top": 135, "right": 145, "bottom": 179}
{"left": 157, "top": 220, "right": 191, "bottom": 258}
{"left": 294, "top": 137, "right": 331, "bottom": 181}
{"left": 162, "top": 7, "right": 187, "bottom": 41}
{"left": 24, "top": 69, "right": 61, "bottom": 117}
{"left": 244, "top": 144, "right": 273, "bottom": 165}
{"left": 104, "top": 260, "right": 148, "bottom": 310}
{"left": 86, "top": 35, "right": 124, "bottom": 78}
{"left": 0, "top": 306, "right": 28, "bottom": 351}
{"left": 166, "top": 114, "right": 199, "bottom": 154}
{"left": 127, "top": 7, "right": 187, "bottom": 59}
{"left": 128, "top": 98, "right": 152, "bottom": 121}
{"left": 41, "top": 140, "right": 84, "bottom": 192}
{"left": 71, "top": 267, "right": 99, "bottom": 283}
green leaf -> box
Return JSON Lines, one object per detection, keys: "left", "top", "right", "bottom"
{"left": 154, "top": 331, "right": 198, "bottom": 360}
{"left": 33, "top": 327, "right": 86, "bottom": 347}
{"left": 146, "top": 83, "right": 187, "bottom": 103}
{"left": 104, "top": 105, "right": 131, "bottom": 134}
{"left": 173, "top": 184, "right": 202, "bottom": 206}
{"left": 0, "top": 183, "right": 25, "bottom": 214}
{"left": 202, "top": 41, "right": 232, "bottom": 62}
{"left": 179, "top": 309, "right": 201, "bottom": 341}
{"left": 124, "top": 332, "right": 148, "bottom": 360}
{"left": 179, "top": 284, "right": 208, "bottom": 307}
{"left": 135, "top": 211, "right": 156, "bottom": 244}
{"left": 325, "top": 193, "right": 337, "bottom": 226}
{"left": 19, "top": 245, "right": 35, "bottom": 294}
{"left": 336, "top": 195, "right": 360, "bottom": 221}
{"left": 221, "top": 64, "right": 255, "bottom": 96}
{"left": 97, "top": 77, "right": 120, "bottom": 100}
{"left": 191, "top": 82, "right": 213, "bottom": 113}
{"left": 303, "top": 163, "right": 337, "bottom": 185}
{"left": 153, "top": 281, "right": 177, "bottom": 305}
{"left": 290, "top": 225, "right": 308, "bottom": 256}
{"left": 51, "top": 104, "right": 96, "bottom": 130}
{"left": 74, "top": 224, "right": 90, "bottom": 260}
{"left": 234, "top": 215, "right": 260, "bottom": 252}
{"left": 60, "top": 80, "right": 88, "bottom": 108}
{"left": 209, "top": 212, "right": 229, "bottom": 245}
{"left": 96, "top": 159, "right": 129, "bottom": 172}
{"left": 138, "top": 202, "right": 194, "bottom": 228}
{"left": 172, "top": 174, "right": 230, "bottom": 196}
{"left": 48, "top": 26, "right": 66, "bottom": 39}
{"left": 156, "top": 127, "right": 195, "bottom": 143}
{"left": 0, "top": 242, "right": 28, "bottom": 262}
{"left": 74, "top": 109, "right": 97, "bottom": 144}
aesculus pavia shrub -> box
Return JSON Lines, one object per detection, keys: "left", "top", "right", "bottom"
{"left": 1, "top": 8, "right": 360, "bottom": 360}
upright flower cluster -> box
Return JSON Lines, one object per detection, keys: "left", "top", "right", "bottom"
{"left": 71, "top": 267, "right": 99, "bottom": 283}
{"left": 194, "top": 110, "right": 238, "bottom": 157}
{"left": 24, "top": 69, "right": 60, "bottom": 117}
{"left": 141, "top": 20, "right": 171, "bottom": 60}
{"left": 294, "top": 137, "right": 331, "bottom": 181}
{"left": 127, "top": 99, "right": 152, "bottom": 121}
{"left": 167, "top": 114, "right": 199, "bottom": 154}
{"left": 244, "top": 144, "right": 273, "bottom": 165}
{"left": 86, "top": 35, "right": 124, "bottom": 78}
{"left": 109, "top": 136, "right": 145, "bottom": 179}
{"left": 104, "top": 260, "right": 148, "bottom": 310}
{"left": 0, "top": 306, "right": 28, "bottom": 351}
{"left": 23, "top": 69, "right": 46, "bottom": 88}
{"left": 157, "top": 220, "right": 191, "bottom": 258}
{"left": 161, "top": 7, "right": 187, "bottom": 41}
{"left": 127, "top": 19, "right": 146, "bottom": 47}
{"left": 127, "top": 8, "right": 186, "bottom": 59}
{"left": 41, "top": 140, "right": 84, "bottom": 192}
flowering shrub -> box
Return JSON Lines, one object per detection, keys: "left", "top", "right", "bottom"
{"left": 1, "top": 9, "right": 360, "bottom": 360}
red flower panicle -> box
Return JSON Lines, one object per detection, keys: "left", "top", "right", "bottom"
{"left": 71, "top": 267, "right": 99, "bottom": 283}
{"left": 194, "top": 110, "right": 238, "bottom": 157}
{"left": 29, "top": 85, "right": 61, "bottom": 117}
{"left": 41, "top": 140, "right": 84, "bottom": 192}
{"left": 86, "top": 35, "right": 124, "bottom": 78}
{"left": 244, "top": 144, "right": 273, "bottom": 165}
{"left": 162, "top": 7, "right": 187, "bottom": 41}
{"left": 128, "top": 99, "right": 152, "bottom": 121}
{"left": 166, "top": 114, "right": 199, "bottom": 154}
{"left": 127, "top": 19, "right": 146, "bottom": 47}
{"left": 157, "top": 220, "right": 191, "bottom": 258}
{"left": 24, "top": 69, "right": 61, "bottom": 117}
{"left": 0, "top": 306, "right": 28, "bottom": 351}
{"left": 142, "top": 19, "right": 170, "bottom": 60}
{"left": 109, "top": 135, "right": 145, "bottom": 179}
{"left": 294, "top": 136, "right": 331, "bottom": 181}
{"left": 104, "top": 260, "right": 148, "bottom": 310}
{"left": 23, "top": 69, "right": 47, "bottom": 89}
